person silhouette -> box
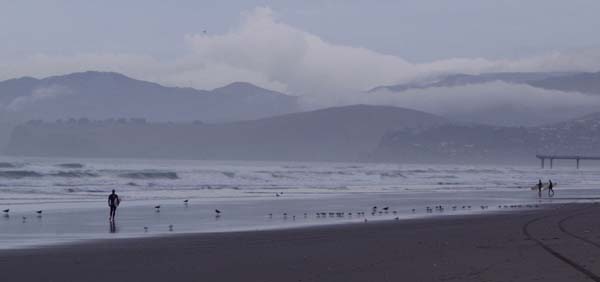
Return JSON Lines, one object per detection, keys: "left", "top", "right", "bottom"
{"left": 548, "top": 180, "right": 555, "bottom": 197}
{"left": 108, "top": 189, "right": 120, "bottom": 222}
{"left": 537, "top": 179, "right": 543, "bottom": 198}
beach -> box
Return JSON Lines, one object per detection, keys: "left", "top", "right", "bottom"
{"left": 1, "top": 202, "right": 600, "bottom": 281}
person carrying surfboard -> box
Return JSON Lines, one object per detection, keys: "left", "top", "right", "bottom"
{"left": 108, "top": 189, "right": 120, "bottom": 222}
{"left": 548, "top": 180, "right": 555, "bottom": 197}
{"left": 537, "top": 179, "right": 543, "bottom": 198}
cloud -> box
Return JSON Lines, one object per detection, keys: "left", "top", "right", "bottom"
{"left": 365, "top": 82, "right": 600, "bottom": 126}
{"left": 7, "top": 85, "right": 72, "bottom": 111}
{"left": 1, "top": 6, "right": 600, "bottom": 112}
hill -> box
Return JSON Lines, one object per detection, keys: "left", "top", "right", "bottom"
{"left": 0, "top": 71, "right": 299, "bottom": 122}
{"left": 5, "top": 105, "right": 447, "bottom": 162}
{"left": 371, "top": 112, "right": 600, "bottom": 164}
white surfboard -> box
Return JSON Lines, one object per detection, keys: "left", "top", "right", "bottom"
{"left": 531, "top": 182, "right": 557, "bottom": 191}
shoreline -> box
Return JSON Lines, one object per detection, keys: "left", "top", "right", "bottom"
{"left": 3, "top": 202, "right": 600, "bottom": 281}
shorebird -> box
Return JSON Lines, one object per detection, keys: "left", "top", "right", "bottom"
{"left": 154, "top": 205, "right": 161, "bottom": 212}
{"left": 183, "top": 199, "right": 189, "bottom": 204}
{"left": 215, "top": 209, "right": 221, "bottom": 217}
{"left": 383, "top": 207, "right": 389, "bottom": 212}
{"left": 144, "top": 226, "right": 148, "bottom": 232}
{"left": 2, "top": 209, "right": 8, "bottom": 213}
{"left": 169, "top": 224, "right": 174, "bottom": 231}
{"left": 36, "top": 210, "right": 42, "bottom": 214}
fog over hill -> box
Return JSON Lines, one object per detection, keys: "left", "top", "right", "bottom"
{"left": 365, "top": 72, "right": 600, "bottom": 127}
{"left": 0, "top": 71, "right": 299, "bottom": 122}
{"left": 0, "top": 71, "right": 300, "bottom": 149}
{"left": 369, "top": 72, "right": 574, "bottom": 93}
{"left": 4, "top": 105, "right": 447, "bottom": 162}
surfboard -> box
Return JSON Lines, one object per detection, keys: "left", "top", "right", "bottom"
{"left": 530, "top": 182, "right": 558, "bottom": 190}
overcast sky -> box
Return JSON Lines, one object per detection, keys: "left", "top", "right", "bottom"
{"left": 1, "top": 0, "right": 600, "bottom": 93}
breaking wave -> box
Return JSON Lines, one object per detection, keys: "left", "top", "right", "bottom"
{"left": 56, "top": 163, "right": 85, "bottom": 169}
{"left": 49, "top": 171, "right": 99, "bottom": 178}
{"left": 119, "top": 171, "right": 179, "bottom": 180}
{"left": 0, "top": 162, "right": 21, "bottom": 168}
{"left": 0, "top": 170, "right": 43, "bottom": 179}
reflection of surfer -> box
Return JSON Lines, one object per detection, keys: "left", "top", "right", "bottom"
{"left": 537, "top": 179, "right": 543, "bottom": 198}
{"left": 108, "top": 190, "right": 120, "bottom": 222}
{"left": 548, "top": 180, "right": 555, "bottom": 197}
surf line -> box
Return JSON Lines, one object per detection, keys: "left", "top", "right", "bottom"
{"left": 522, "top": 205, "right": 600, "bottom": 282}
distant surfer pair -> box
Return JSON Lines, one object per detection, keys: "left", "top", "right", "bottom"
{"left": 108, "top": 189, "right": 120, "bottom": 221}
{"left": 537, "top": 179, "right": 555, "bottom": 198}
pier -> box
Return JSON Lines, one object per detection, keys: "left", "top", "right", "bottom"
{"left": 536, "top": 155, "right": 600, "bottom": 169}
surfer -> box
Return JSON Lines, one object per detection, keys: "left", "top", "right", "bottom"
{"left": 537, "top": 179, "right": 543, "bottom": 198}
{"left": 108, "top": 189, "right": 120, "bottom": 222}
{"left": 548, "top": 180, "right": 555, "bottom": 197}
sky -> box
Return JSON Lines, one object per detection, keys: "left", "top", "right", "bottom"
{"left": 1, "top": 0, "right": 600, "bottom": 96}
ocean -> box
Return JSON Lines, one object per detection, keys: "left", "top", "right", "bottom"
{"left": 1, "top": 156, "right": 599, "bottom": 249}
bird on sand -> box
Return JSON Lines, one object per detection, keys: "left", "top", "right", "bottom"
{"left": 154, "top": 205, "right": 161, "bottom": 212}
{"left": 2, "top": 209, "right": 8, "bottom": 213}
{"left": 215, "top": 209, "right": 221, "bottom": 217}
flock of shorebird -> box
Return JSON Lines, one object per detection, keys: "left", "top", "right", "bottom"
{"left": 2, "top": 200, "right": 541, "bottom": 231}
{"left": 264, "top": 203, "right": 541, "bottom": 224}
{"left": 2, "top": 208, "right": 44, "bottom": 222}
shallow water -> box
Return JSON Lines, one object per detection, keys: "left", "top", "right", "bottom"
{"left": 1, "top": 157, "right": 599, "bottom": 249}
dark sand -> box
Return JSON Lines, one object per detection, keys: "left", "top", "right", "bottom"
{"left": 2, "top": 203, "right": 600, "bottom": 282}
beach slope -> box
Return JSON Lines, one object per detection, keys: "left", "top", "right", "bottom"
{"left": 2, "top": 203, "right": 600, "bottom": 281}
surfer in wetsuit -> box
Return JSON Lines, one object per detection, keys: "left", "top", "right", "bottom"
{"left": 108, "top": 189, "right": 120, "bottom": 222}
{"left": 537, "top": 179, "right": 543, "bottom": 198}
{"left": 548, "top": 180, "right": 554, "bottom": 197}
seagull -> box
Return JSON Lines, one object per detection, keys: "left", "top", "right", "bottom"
{"left": 215, "top": 209, "right": 221, "bottom": 217}
{"left": 183, "top": 199, "right": 189, "bottom": 204}
{"left": 36, "top": 210, "right": 42, "bottom": 214}
{"left": 154, "top": 206, "right": 161, "bottom": 212}
{"left": 2, "top": 209, "right": 8, "bottom": 213}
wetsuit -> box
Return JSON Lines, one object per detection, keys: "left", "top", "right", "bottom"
{"left": 108, "top": 193, "right": 119, "bottom": 220}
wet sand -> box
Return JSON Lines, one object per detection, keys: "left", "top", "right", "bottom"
{"left": 2, "top": 203, "right": 600, "bottom": 281}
